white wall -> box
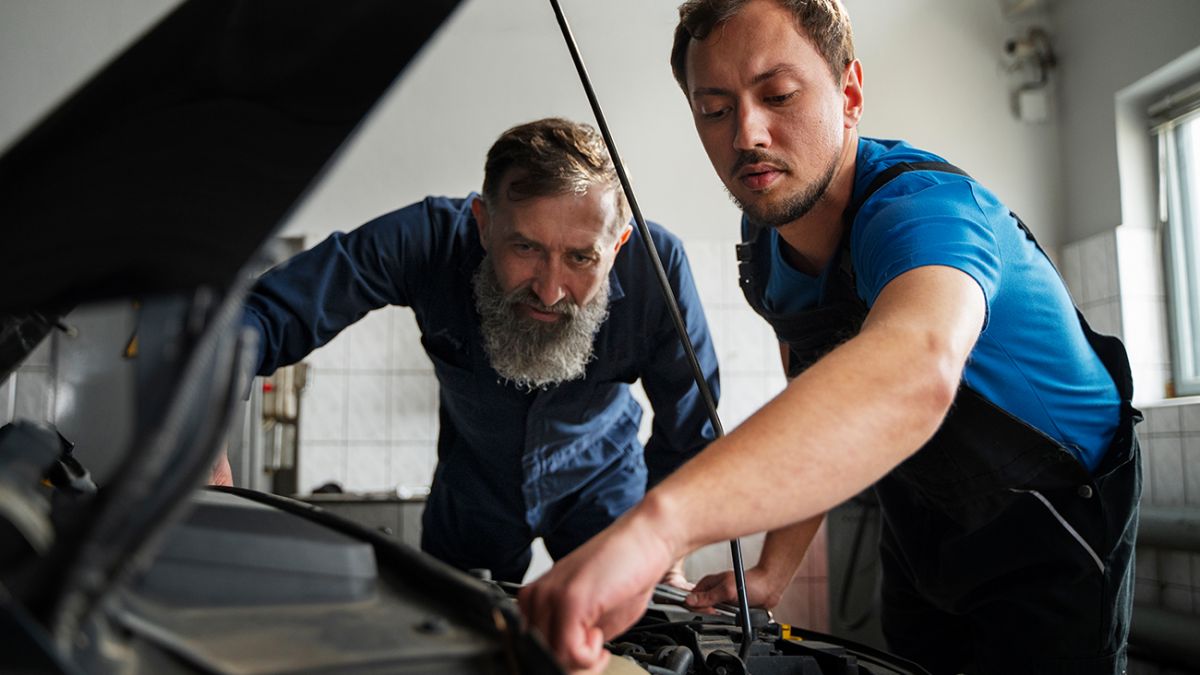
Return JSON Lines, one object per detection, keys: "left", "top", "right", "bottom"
{"left": 0, "top": 0, "right": 180, "bottom": 155}
{"left": 849, "top": 0, "right": 1066, "bottom": 249}
{"left": 1052, "top": 0, "right": 1200, "bottom": 242}
{"left": 282, "top": 0, "right": 1067, "bottom": 243}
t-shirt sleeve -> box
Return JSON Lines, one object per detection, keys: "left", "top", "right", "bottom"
{"left": 852, "top": 178, "right": 1000, "bottom": 328}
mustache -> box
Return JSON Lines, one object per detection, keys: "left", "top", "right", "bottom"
{"left": 505, "top": 286, "right": 578, "bottom": 318}
{"left": 730, "top": 149, "right": 790, "bottom": 177}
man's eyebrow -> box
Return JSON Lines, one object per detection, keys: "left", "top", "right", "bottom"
{"left": 568, "top": 245, "right": 601, "bottom": 257}
{"left": 752, "top": 65, "right": 798, "bottom": 85}
{"left": 690, "top": 65, "right": 798, "bottom": 99}
{"left": 503, "top": 231, "right": 537, "bottom": 245}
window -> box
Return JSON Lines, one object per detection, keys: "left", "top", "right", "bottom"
{"left": 1155, "top": 81, "right": 1200, "bottom": 396}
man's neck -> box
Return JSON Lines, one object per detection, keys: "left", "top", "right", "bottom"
{"left": 775, "top": 132, "right": 859, "bottom": 276}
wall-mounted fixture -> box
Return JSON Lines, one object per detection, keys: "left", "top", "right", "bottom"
{"left": 1004, "top": 26, "right": 1057, "bottom": 123}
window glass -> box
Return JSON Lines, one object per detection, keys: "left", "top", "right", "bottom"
{"left": 1161, "top": 112, "right": 1200, "bottom": 395}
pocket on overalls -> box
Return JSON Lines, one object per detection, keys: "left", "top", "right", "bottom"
{"left": 889, "top": 386, "right": 1086, "bottom": 530}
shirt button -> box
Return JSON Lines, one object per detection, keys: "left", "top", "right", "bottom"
{"left": 1077, "top": 485, "right": 1095, "bottom": 499}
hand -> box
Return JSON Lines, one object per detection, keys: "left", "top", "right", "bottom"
{"left": 685, "top": 565, "right": 786, "bottom": 612}
{"left": 519, "top": 507, "right": 677, "bottom": 672}
{"left": 660, "top": 559, "right": 692, "bottom": 591}
{"left": 210, "top": 450, "right": 233, "bottom": 486}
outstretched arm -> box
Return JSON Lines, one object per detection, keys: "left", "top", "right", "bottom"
{"left": 685, "top": 342, "right": 821, "bottom": 610}
{"left": 519, "top": 264, "right": 986, "bottom": 670}
{"left": 686, "top": 514, "right": 823, "bottom": 611}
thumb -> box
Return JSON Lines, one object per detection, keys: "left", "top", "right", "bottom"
{"left": 686, "top": 573, "right": 735, "bottom": 607}
{"left": 565, "top": 624, "right": 607, "bottom": 671}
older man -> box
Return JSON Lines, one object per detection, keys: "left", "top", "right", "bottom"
{"left": 521, "top": 3, "right": 1139, "bottom": 674}
{"left": 242, "top": 118, "right": 719, "bottom": 583}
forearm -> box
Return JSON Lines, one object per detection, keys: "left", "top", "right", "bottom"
{"left": 642, "top": 320, "right": 962, "bottom": 560}
{"left": 630, "top": 266, "right": 982, "bottom": 565}
{"left": 756, "top": 514, "right": 824, "bottom": 589}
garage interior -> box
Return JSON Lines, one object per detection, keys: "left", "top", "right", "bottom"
{"left": 2, "top": 1, "right": 1199, "bottom": 673}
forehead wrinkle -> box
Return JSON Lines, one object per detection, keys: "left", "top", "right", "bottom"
{"left": 503, "top": 220, "right": 608, "bottom": 253}
{"left": 751, "top": 64, "right": 800, "bottom": 86}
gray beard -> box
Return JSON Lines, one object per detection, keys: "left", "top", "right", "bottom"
{"left": 472, "top": 256, "right": 610, "bottom": 391}
{"left": 729, "top": 150, "right": 839, "bottom": 228}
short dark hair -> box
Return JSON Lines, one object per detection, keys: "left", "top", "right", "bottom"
{"left": 670, "top": 0, "right": 855, "bottom": 95}
{"left": 482, "top": 118, "right": 629, "bottom": 229}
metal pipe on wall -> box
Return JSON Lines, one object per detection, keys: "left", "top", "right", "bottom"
{"left": 1130, "top": 506, "right": 1200, "bottom": 670}
{"left": 1137, "top": 506, "right": 1200, "bottom": 552}
{"left": 1129, "top": 605, "right": 1200, "bottom": 669}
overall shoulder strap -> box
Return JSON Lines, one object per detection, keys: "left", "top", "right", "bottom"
{"left": 833, "top": 161, "right": 971, "bottom": 294}
{"left": 736, "top": 219, "right": 771, "bottom": 316}
{"left": 844, "top": 160, "right": 971, "bottom": 227}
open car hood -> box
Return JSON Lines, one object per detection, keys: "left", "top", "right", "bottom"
{"left": 0, "top": 3, "right": 571, "bottom": 673}
{"left": 0, "top": 0, "right": 458, "bottom": 373}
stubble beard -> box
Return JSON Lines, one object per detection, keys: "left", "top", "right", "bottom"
{"left": 472, "top": 255, "right": 611, "bottom": 391}
{"left": 727, "top": 148, "right": 840, "bottom": 228}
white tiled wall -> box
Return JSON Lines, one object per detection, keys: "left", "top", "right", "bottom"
{"left": 296, "top": 306, "right": 438, "bottom": 494}
{"left": 1, "top": 338, "right": 54, "bottom": 427}
{"left": 1115, "top": 225, "right": 1173, "bottom": 403}
{"left": 1138, "top": 402, "right": 1200, "bottom": 618}
{"left": 1061, "top": 226, "right": 1200, "bottom": 625}
{"left": 1062, "top": 230, "right": 1124, "bottom": 338}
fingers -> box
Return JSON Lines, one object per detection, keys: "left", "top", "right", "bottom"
{"left": 690, "top": 572, "right": 726, "bottom": 593}
{"left": 659, "top": 570, "right": 693, "bottom": 591}
{"left": 571, "top": 649, "right": 610, "bottom": 675}
{"left": 566, "top": 623, "right": 607, "bottom": 671}
{"left": 685, "top": 571, "right": 736, "bottom": 609}
{"left": 520, "top": 576, "right": 608, "bottom": 672}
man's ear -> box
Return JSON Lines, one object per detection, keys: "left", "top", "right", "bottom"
{"left": 842, "top": 59, "right": 864, "bottom": 128}
{"left": 471, "top": 196, "right": 490, "bottom": 250}
{"left": 614, "top": 225, "right": 633, "bottom": 252}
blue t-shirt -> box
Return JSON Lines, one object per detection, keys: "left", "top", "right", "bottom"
{"left": 763, "top": 138, "right": 1119, "bottom": 472}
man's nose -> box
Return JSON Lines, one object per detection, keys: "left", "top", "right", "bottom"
{"left": 531, "top": 260, "right": 567, "bottom": 308}
{"left": 733, "top": 103, "right": 770, "bottom": 151}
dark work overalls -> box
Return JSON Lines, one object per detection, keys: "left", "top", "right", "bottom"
{"left": 737, "top": 162, "right": 1142, "bottom": 675}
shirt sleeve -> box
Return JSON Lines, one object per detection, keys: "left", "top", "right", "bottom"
{"left": 242, "top": 199, "right": 440, "bottom": 375}
{"left": 853, "top": 178, "right": 1001, "bottom": 328}
{"left": 640, "top": 230, "right": 720, "bottom": 488}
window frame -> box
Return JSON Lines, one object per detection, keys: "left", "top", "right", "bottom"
{"left": 1156, "top": 98, "right": 1200, "bottom": 396}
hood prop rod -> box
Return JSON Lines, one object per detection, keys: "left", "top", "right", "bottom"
{"left": 548, "top": 0, "right": 755, "bottom": 662}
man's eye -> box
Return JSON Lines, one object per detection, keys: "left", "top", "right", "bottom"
{"left": 765, "top": 91, "right": 797, "bottom": 105}
{"left": 570, "top": 254, "right": 596, "bottom": 266}
{"left": 699, "top": 107, "right": 730, "bottom": 121}
{"left": 513, "top": 242, "right": 535, "bottom": 253}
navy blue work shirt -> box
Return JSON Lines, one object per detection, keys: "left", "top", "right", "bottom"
{"left": 243, "top": 195, "right": 719, "bottom": 580}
